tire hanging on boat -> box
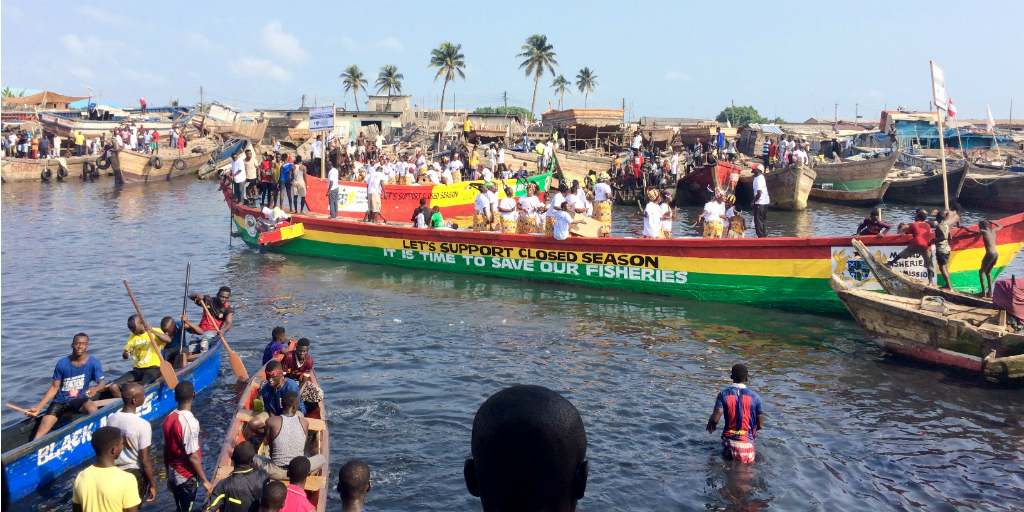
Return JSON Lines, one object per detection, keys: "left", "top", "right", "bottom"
{"left": 150, "top": 156, "right": 163, "bottom": 169}
{"left": 40, "top": 168, "right": 52, "bottom": 180}
{"left": 57, "top": 165, "right": 68, "bottom": 179}
{"left": 82, "top": 161, "right": 97, "bottom": 178}
{"left": 96, "top": 157, "right": 110, "bottom": 170}
{"left": 173, "top": 157, "right": 187, "bottom": 170}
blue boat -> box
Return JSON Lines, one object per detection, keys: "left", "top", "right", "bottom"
{"left": 1, "top": 340, "right": 222, "bottom": 504}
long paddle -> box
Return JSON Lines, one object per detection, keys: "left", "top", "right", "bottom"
{"left": 173, "top": 263, "right": 191, "bottom": 369}
{"left": 123, "top": 280, "right": 179, "bottom": 390}
{"left": 6, "top": 403, "right": 38, "bottom": 417}
{"left": 198, "top": 300, "right": 249, "bottom": 381}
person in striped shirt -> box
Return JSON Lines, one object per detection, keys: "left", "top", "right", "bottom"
{"left": 762, "top": 138, "right": 771, "bottom": 169}
{"left": 706, "top": 364, "right": 764, "bottom": 463}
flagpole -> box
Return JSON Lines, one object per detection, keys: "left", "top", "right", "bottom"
{"left": 949, "top": 100, "right": 966, "bottom": 160}
{"left": 930, "top": 61, "right": 950, "bottom": 211}
{"left": 936, "top": 108, "right": 950, "bottom": 210}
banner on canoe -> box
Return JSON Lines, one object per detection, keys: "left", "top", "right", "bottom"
{"left": 831, "top": 245, "right": 936, "bottom": 290}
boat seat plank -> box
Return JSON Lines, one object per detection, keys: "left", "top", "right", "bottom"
{"left": 279, "top": 475, "right": 327, "bottom": 491}
{"left": 305, "top": 418, "right": 326, "bottom": 432}
{"left": 236, "top": 410, "right": 253, "bottom": 422}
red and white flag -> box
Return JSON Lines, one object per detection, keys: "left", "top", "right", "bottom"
{"left": 947, "top": 97, "right": 957, "bottom": 117}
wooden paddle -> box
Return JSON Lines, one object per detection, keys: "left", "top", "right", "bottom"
{"left": 173, "top": 263, "right": 191, "bottom": 369}
{"left": 6, "top": 403, "right": 38, "bottom": 417}
{"left": 198, "top": 300, "right": 249, "bottom": 382}
{"left": 123, "top": 280, "right": 179, "bottom": 390}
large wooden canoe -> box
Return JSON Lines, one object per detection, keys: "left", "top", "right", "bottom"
{"left": 211, "top": 366, "right": 330, "bottom": 512}
{"left": 1, "top": 156, "right": 103, "bottom": 183}
{"left": 884, "top": 161, "right": 969, "bottom": 206}
{"left": 112, "top": 138, "right": 248, "bottom": 184}
{"left": 830, "top": 275, "right": 1024, "bottom": 382}
{"left": 809, "top": 182, "right": 890, "bottom": 205}
{"left": 958, "top": 164, "right": 1024, "bottom": 212}
{"left": 225, "top": 180, "right": 1024, "bottom": 313}
{"left": 850, "top": 238, "right": 993, "bottom": 307}
{"left": 764, "top": 164, "right": 816, "bottom": 211}
{"left": 812, "top": 150, "right": 899, "bottom": 192}
{"left": 2, "top": 340, "right": 222, "bottom": 504}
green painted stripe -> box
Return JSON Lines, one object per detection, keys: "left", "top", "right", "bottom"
{"left": 813, "top": 177, "right": 887, "bottom": 192}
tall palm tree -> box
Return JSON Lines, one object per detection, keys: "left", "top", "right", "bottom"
{"left": 551, "top": 75, "right": 571, "bottom": 110}
{"left": 1, "top": 87, "right": 25, "bottom": 98}
{"left": 428, "top": 42, "right": 465, "bottom": 113}
{"left": 375, "top": 64, "right": 404, "bottom": 111}
{"left": 517, "top": 34, "right": 558, "bottom": 120}
{"left": 340, "top": 65, "right": 368, "bottom": 110}
{"left": 575, "top": 67, "right": 598, "bottom": 109}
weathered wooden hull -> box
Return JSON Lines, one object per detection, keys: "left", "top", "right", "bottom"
{"left": 884, "top": 162, "right": 969, "bottom": 205}
{"left": 764, "top": 164, "right": 816, "bottom": 211}
{"left": 1, "top": 341, "right": 222, "bottom": 503}
{"left": 674, "top": 161, "right": 744, "bottom": 205}
{"left": 831, "top": 275, "right": 1024, "bottom": 382}
{"left": 809, "top": 182, "right": 890, "bottom": 205}
{"left": 812, "top": 151, "right": 899, "bottom": 192}
{"left": 1, "top": 156, "right": 99, "bottom": 183}
{"left": 211, "top": 366, "right": 329, "bottom": 512}
{"left": 504, "top": 148, "right": 612, "bottom": 184}
{"left": 958, "top": 164, "right": 1024, "bottom": 212}
{"left": 112, "top": 138, "right": 248, "bottom": 184}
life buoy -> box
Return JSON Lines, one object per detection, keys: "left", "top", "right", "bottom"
{"left": 173, "top": 158, "right": 187, "bottom": 170}
{"left": 150, "top": 157, "right": 163, "bottom": 169}
{"left": 83, "top": 161, "right": 97, "bottom": 178}
{"left": 96, "top": 157, "right": 111, "bottom": 170}
{"left": 57, "top": 165, "right": 69, "bottom": 179}
{"left": 41, "top": 168, "right": 52, "bottom": 180}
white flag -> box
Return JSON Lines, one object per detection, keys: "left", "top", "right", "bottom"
{"left": 986, "top": 104, "right": 996, "bottom": 132}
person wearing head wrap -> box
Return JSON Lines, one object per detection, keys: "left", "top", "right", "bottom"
{"left": 592, "top": 176, "right": 614, "bottom": 237}
{"left": 641, "top": 190, "right": 663, "bottom": 238}
{"left": 473, "top": 183, "right": 493, "bottom": 232}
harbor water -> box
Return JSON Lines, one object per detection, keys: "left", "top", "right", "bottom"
{"left": 2, "top": 179, "right": 1022, "bottom": 511}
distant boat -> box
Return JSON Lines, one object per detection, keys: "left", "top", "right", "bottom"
{"left": 958, "top": 164, "right": 1024, "bottom": 212}
{"left": 808, "top": 150, "right": 898, "bottom": 205}
{"left": 885, "top": 160, "right": 969, "bottom": 206}
{"left": 762, "top": 163, "right": 816, "bottom": 211}
{"left": 808, "top": 182, "right": 890, "bottom": 206}
{"left": 1, "top": 156, "right": 100, "bottom": 182}
{"left": 111, "top": 137, "right": 247, "bottom": 184}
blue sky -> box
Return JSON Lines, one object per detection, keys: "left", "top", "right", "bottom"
{"left": 2, "top": 0, "right": 1021, "bottom": 122}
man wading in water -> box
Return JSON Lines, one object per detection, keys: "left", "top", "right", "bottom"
{"left": 707, "top": 364, "right": 764, "bottom": 463}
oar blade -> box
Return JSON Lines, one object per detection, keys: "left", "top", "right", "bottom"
{"left": 160, "top": 361, "right": 179, "bottom": 390}
{"left": 229, "top": 351, "right": 249, "bottom": 381}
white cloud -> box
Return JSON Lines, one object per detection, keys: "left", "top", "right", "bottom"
{"left": 340, "top": 36, "right": 361, "bottom": 53}
{"left": 376, "top": 37, "right": 405, "bottom": 52}
{"left": 665, "top": 71, "right": 691, "bottom": 83}
{"left": 3, "top": 5, "right": 24, "bottom": 20}
{"left": 63, "top": 35, "right": 86, "bottom": 55}
{"left": 68, "top": 66, "right": 95, "bottom": 80}
{"left": 261, "top": 21, "right": 308, "bottom": 63}
{"left": 183, "top": 32, "right": 223, "bottom": 54}
{"left": 230, "top": 57, "right": 292, "bottom": 83}
{"left": 77, "top": 6, "right": 126, "bottom": 25}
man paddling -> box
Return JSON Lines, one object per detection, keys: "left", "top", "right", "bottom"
{"left": 110, "top": 316, "right": 171, "bottom": 399}
{"left": 27, "top": 333, "right": 106, "bottom": 440}
{"left": 189, "top": 287, "right": 235, "bottom": 354}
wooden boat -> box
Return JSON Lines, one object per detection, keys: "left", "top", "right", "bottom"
{"left": 112, "top": 137, "right": 248, "bottom": 184}
{"left": 763, "top": 163, "right": 816, "bottom": 211}
{"left": 885, "top": 161, "right": 969, "bottom": 206}
{"left": 812, "top": 149, "right": 899, "bottom": 193}
{"left": 808, "top": 182, "right": 890, "bottom": 205}
{"left": 1, "top": 340, "right": 223, "bottom": 503}
{"left": 850, "top": 238, "right": 993, "bottom": 307}
{"left": 1, "top": 156, "right": 102, "bottom": 183}
{"left": 830, "top": 275, "right": 1024, "bottom": 383}
{"left": 212, "top": 366, "right": 330, "bottom": 512}
{"left": 504, "top": 147, "right": 612, "bottom": 185}
{"left": 614, "top": 187, "right": 675, "bottom": 207}
{"left": 37, "top": 111, "right": 189, "bottom": 139}
{"left": 224, "top": 179, "right": 1024, "bottom": 313}
{"left": 958, "top": 164, "right": 1024, "bottom": 212}
{"left": 674, "top": 160, "right": 744, "bottom": 205}
{"left": 287, "top": 127, "right": 311, "bottom": 141}
{"left": 297, "top": 171, "right": 552, "bottom": 221}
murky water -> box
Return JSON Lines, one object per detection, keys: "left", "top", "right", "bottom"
{"left": 2, "top": 179, "right": 1022, "bottom": 511}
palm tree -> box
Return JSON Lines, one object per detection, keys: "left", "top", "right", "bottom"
{"left": 575, "top": 67, "right": 598, "bottom": 109}
{"left": 375, "top": 64, "right": 404, "bottom": 111}
{"left": 551, "top": 75, "right": 571, "bottom": 110}
{"left": 428, "top": 42, "right": 465, "bottom": 113}
{"left": 340, "top": 65, "right": 368, "bottom": 110}
{"left": 1, "top": 87, "right": 25, "bottom": 98}
{"left": 517, "top": 34, "right": 558, "bottom": 120}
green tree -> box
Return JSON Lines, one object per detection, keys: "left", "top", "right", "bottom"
{"left": 517, "top": 34, "right": 558, "bottom": 120}
{"left": 375, "top": 64, "right": 404, "bottom": 111}
{"left": 575, "top": 67, "right": 598, "bottom": 108}
{"left": 474, "top": 106, "right": 533, "bottom": 121}
{"left": 428, "top": 42, "right": 466, "bottom": 113}
{"left": 551, "top": 75, "right": 571, "bottom": 110}
{"left": 1, "top": 87, "right": 25, "bottom": 97}
{"left": 340, "top": 65, "right": 368, "bottom": 110}
{"left": 715, "top": 105, "right": 785, "bottom": 126}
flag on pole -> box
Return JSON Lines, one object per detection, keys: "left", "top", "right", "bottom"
{"left": 986, "top": 104, "right": 996, "bottom": 132}
{"left": 947, "top": 97, "right": 957, "bottom": 117}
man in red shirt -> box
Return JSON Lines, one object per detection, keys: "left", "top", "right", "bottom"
{"left": 189, "top": 287, "right": 234, "bottom": 354}
{"left": 886, "top": 209, "right": 935, "bottom": 281}
{"left": 281, "top": 338, "right": 313, "bottom": 383}
{"left": 163, "top": 381, "right": 213, "bottom": 512}
{"left": 280, "top": 456, "right": 316, "bottom": 512}
{"left": 767, "top": 139, "right": 778, "bottom": 170}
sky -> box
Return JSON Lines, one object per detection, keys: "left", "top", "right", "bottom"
{"left": 2, "top": 0, "right": 1021, "bottom": 123}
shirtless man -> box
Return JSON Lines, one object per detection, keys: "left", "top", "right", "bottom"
{"left": 963, "top": 220, "right": 1002, "bottom": 297}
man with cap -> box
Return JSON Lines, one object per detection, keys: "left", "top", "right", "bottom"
{"left": 706, "top": 364, "right": 764, "bottom": 463}
{"left": 750, "top": 164, "right": 770, "bottom": 238}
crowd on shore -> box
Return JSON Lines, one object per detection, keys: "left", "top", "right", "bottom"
{"left": 3, "top": 122, "right": 189, "bottom": 160}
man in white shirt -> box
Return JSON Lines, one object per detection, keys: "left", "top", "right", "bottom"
{"left": 544, "top": 140, "right": 554, "bottom": 170}
{"left": 427, "top": 163, "right": 441, "bottom": 184}
{"left": 481, "top": 167, "right": 493, "bottom": 182}
{"left": 670, "top": 152, "right": 679, "bottom": 178}
{"left": 107, "top": 383, "right": 156, "bottom": 503}
{"left": 632, "top": 132, "right": 643, "bottom": 153}
{"left": 311, "top": 136, "right": 324, "bottom": 172}
{"left": 365, "top": 166, "right": 387, "bottom": 224}
{"left": 168, "top": 127, "right": 177, "bottom": 150}
{"left": 486, "top": 146, "right": 498, "bottom": 171}
{"left": 327, "top": 165, "right": 341, "bottom": 219}
{"left": 751, "top": 164, "right": 770, "bottom": 238}
{"left": 497, "top": 143, "right": 506, "bottom": 173}
{"left": 552, "top": 202, "right": 582, "bottom": 241}
{"left": 226, "top": 153, "right": 247, "bottom": 204}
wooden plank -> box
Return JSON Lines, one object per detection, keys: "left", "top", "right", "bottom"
{"left": 236, "top": 410, "right": 253, "bottom": 422}
{"left": 569, "top": 214, "right": 602, "bottom": 238}
{"left": 306, "top": 418, "right": 327, "bottom": 431}
{"left": 279, "top": 475, "right": 328, "bottom": 491}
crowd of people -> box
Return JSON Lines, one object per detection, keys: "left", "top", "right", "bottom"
{"left": 3, "top": 121, "right": 189, "bottom": 162}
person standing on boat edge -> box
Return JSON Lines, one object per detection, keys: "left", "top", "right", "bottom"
{"left": 962, "top": 219, "right": 1003, "bottom": 297}
{"left": 751, "top": 165, "right": 770, "bottom": 238}
{"left": 706, "top": 364, "right": 764, "bottom": 463}
{"left": 72, "top": 426, "right": 142, "bottom": 512}
{"left": 327, "top": 163, "right": 341, "bottom": 219}
{"left": 226, "top": 153, "right": 246, "bottom": 205}
{"left": 26, "top": 333, "right": 106, "bottom": 440}
{"left": 164, "top": 381, "right": 214, "bottom": 512}
{"left": 365, "top": 164, "right": 387, "bottom": 225}
{"left": 189, "top": 287, "right": 235, "bottom": 353}
{"left": 108, "top": 383, "right": 157, "bottom": 506}
{"left": 109, "top": 315, "right": 171, "bottom": 399}
{"left": 245, "top": 149, "right": 260, "bottom": 206}
{"left": 885, "top": 209, "right": 935, "bottom": 282}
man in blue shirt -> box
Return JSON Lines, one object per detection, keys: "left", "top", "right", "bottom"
{"left": 27, "top": 333, "right": 106, "bottom": 439}
{"left": 706, "top": 364, "right": 763, "bottom": 463}
{"left": 262, "top": 326, "right": 292, "bottom": 366}
{"left": 259, "top": 360, "right": 305, "bottom": 416}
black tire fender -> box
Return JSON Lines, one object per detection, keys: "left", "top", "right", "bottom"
{"left": 150, "top": 156, "right": 163, "bottom": 169}
{"left": 96, "top": 157, "right": 111, "bottom": 170}
{"left": 57, "top": 165, "right": 69, "bottom": 179}
{"left": 173, "top": 157, "right": 187, "bottom": 170}
{"left": 41, "top": 168, "right": 52, "bottom": 180}
{"left": 83, "top": 161, "right": 97, "bottom": 178}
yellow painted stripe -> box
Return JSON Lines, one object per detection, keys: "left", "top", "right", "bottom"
{"left": 947, "top": 243, "right": 1024, "bottom": 272}
{"left": 424, "top": 180, "right": 515, "bottom": 208}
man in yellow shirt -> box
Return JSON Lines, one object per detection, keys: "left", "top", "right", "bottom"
{"left": 110, "top": 315, "right": 169, "bottom": 399}
{"left": 463, "top": 118, "right": 472, "bottom": 140}
{"left": 75, "top": 131, "right": 86, "bottom": 157}
{"left": 72, "top": 425, "right": 141, "bottom": 512}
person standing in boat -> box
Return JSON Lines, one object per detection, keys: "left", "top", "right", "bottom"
{"left": 473, "top": 184, "right": 493, "bottom": 232}
{"left": 291, "top": 156, "right": 308, "bottom": 214}
{"left": 365, "top": 164, "right": 387, "bottom": 225}
{"left": 26, "top": 333, "right": 106, "bottom": 440}
{"left": 706, "top": 364, "right": 764, "bottom": 463}
{"left": 189, "top": 287, "right": 235, "bottom": 354}
{"left": 642, "top": 190, "right": 664, "bottom": 238}
{"left": 696, "top": 190, "right": 728, "bottom": 239}
{"left": 544, "top": 184, "right": 568, "bottom": 236}
{"left": 498, "top": 186, "right": 519, "bottom": 234}
{"left": 750, "top": 165, "right": 770, "bottom": 238}
{"left": 485, "top": 182, "right": 500, "bottom": 231}
{"left": 932, "top": 210, "right": 954, "bottom": 290}
{"left": 660, "top": 191, "right": 679, "bottom": 239}
{"left": 592, "top": 176, "right": 613, "bottom": 237}
{"left": 885, "top": 209, "right": 936, "bottom": 282}
{"left": 962, "top": 219, "right": 1003, "bottom": 297}
{"left": 517, "top": 183, "right": 544, "bottom": 234}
